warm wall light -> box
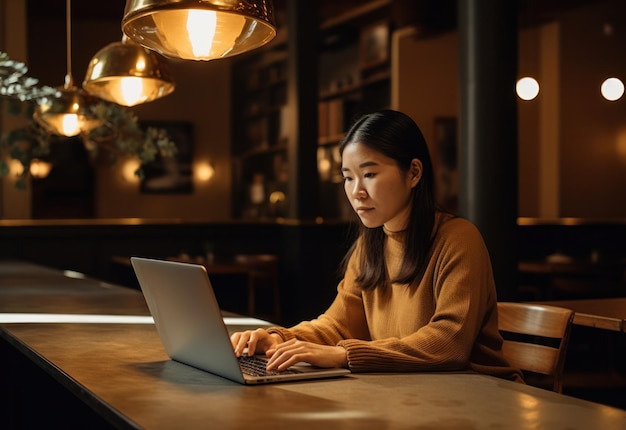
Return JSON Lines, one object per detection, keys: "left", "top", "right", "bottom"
{"left": 9, "top": 159, "right": 24, "bottom": 176}
{"left": 516, "top": 77, "right": 540, "bottom": 101}
{"left": 121, "top": 0, "right": 277, "bottom": 61}
{"left": 601, "top": 77, "right": 624, "bottom": 101}
{"left": 34, "top": 0, "right": 101, "bottom": 136}
{"left": 83, "top": 36, "right": 175, "bottom": 107}
{"left": 29, "top": 159, "right": 53, "bottom": 179}
{"left": 195, "top": 161, "right": 215, "bottom": 181}
{"left": 121, "top": 158, "right": 142, "bottom": 182}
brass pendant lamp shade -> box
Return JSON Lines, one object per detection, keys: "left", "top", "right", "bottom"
{"left": 34, "top": 86, "right": 102, "bottom": 137}
{"left": 83, "top": 37, "right": 175, "bottom": 107}
{"left": 121, "top": 0, "right": 277, "bottom": 61}
{"left": 34, "top": 0, "right": 101, "bottom": 136}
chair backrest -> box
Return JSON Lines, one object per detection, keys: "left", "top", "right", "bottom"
{"left": 497, "top": 302, "right": 574, "bottom": 393}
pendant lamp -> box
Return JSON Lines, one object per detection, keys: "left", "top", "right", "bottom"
{"left": 121, "top": 0, "right": 277, "bottom": 61}
{"left": 34, "top": 0, "right": 101, "bottom": 137}
{"left": 83, "top": 36, "right": 175, "bottom": 107}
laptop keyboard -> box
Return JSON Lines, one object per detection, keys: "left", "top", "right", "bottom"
{"left": 238, "top": 356, "right": 301, "bottom": 376}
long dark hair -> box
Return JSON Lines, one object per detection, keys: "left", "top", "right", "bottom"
{"left": 339, "top": 110, "right": 436, "bottom": 290}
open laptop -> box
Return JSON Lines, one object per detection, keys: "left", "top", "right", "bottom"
{"left": 130, "top": 257, "right": 350, "bottom": 384}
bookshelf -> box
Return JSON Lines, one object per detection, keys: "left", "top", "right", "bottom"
{"left": 316, "top": 0, "right": 394, "bottom": 220}
{"left": 231, "top": 30, "right": 290, "bottom": 219}
{"left": 231, "top": 0, "right": 395, "bottom": 221}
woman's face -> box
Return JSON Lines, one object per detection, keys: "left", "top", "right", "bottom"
{"left": 341, "top": 142, "right": 421, "bottom": 231}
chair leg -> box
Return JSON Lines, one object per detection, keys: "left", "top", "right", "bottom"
{"left": 272, "top": 275, "right": 281, "bottom": 323}
{"left": 247, "top": 273, "right": 256, "bottom": 317}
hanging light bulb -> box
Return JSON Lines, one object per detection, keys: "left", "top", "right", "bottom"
{"left": 121, "top": 0, "right": 277, "bottom": 61}
{"left": 83, "top": 36, "right": 175, "bottom": 107}
{"left": 34, "top": 82, "right": 102, "bottom": 137}
{"left": 34, "top": 0, "right": 101, "bottom": 137}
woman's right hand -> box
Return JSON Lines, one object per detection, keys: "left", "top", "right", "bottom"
{"left": 230, "top": 329, "right": 283, "bottom": 357}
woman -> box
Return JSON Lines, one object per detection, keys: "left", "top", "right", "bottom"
{"left": 231, "top": 110, "right": 523, "bottom": 382}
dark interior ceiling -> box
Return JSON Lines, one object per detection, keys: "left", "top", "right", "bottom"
{"left": 26, "top": 0, "right": 609, "bottom": 29}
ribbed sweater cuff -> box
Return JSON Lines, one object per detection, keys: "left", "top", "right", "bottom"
{"left": 265, "top": 326, "right": 295, "bottom": 342}
{"left": 337, "top": 339, "right": 373, "bottom": 371}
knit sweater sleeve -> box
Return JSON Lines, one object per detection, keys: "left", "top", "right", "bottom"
{"left": 338, "top": 219, "right": 500, "bottom": 373}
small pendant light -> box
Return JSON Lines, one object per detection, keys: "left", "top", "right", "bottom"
{"left": 34, "top": 0, "right": 101, "bottom": 137}
{"left": 83, "top": 36, "right": 175, "bottom": 107}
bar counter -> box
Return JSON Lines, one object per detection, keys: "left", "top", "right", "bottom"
{"left": 2, "top": 261, "right": 626, "bottom": 429}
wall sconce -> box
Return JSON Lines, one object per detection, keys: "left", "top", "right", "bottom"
{"left": 121, "top": 158, "right": 142, "bottom": 183}
{"left": 516, "top": 77, "right": 540, "bottom": 101}
{"left": 601, "top": 77, "right": 624, "bottom": 101}
{"left": 83, "top": 36, "right": 175, "bottom": 107}
{"left": 121, "top": 0, "right": 277, "bottom": 61}
{"left": 29, "top": 159, "right": 53, "bottom": 179}
{"left": 195, "top": 161, "right": 215, "bottom": 182}
{"left": 9, "top": 159, "right": 24, "bottom": 177}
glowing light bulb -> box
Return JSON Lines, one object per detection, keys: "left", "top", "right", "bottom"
{"left": 30, "top": 159, "right": 52, "bottom": 178}
{"left": 120, "top": 77, "right": 144, "bottom": 106}
{"left": 195, "top": 162, "right": 215, "bottom": 181}
{"left": 151, "top": 9, "right": 247, "bottom": 60}
{"left": 187, "top": 10, "right": 216, "bottom": 58}
{"left": 601, "top": 77, "right": 624, "bottom": 101}
{"left": 62, "top": 114, "right": 81, "bottom": 136}
{"left": 318, "top": 158, "right": 331, "bottom": 175}
{"left": 516, "top": 77, "right": 540, "bottom": 101}
{"left": 122, "top": 158, "right": 141, "bottom": 182}
{"left": 136, "top": 58, "right": 146, "bottom": 72}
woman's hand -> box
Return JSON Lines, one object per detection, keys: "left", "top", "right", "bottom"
{"left": 265, "top": 339, "right": 348, "bottom": 371}
{"left": 230, "top": 329, "right": 282, "bottom": 357}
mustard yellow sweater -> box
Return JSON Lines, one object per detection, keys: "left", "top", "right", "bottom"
{"left": 269, "top": 213, "right": 524, "bottom": 382}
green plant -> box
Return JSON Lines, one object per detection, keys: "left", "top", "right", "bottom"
{"left": 0, "top": 51, "right": 177, "bottom": 189}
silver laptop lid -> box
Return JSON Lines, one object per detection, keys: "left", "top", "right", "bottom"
{"left": 131, "top": 257, "right": 247, "bottom": 383}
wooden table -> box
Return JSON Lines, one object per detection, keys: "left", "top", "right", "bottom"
{"left": 519, "top": 259, "right": 625, "bottom": 276}
{"left": 111, "top": 255, "right": 252, "bottom": 276}
{"left": 2, "top": 260, "right": 626, "bottom": 429}
{"left": 518, "top": 259, "right": 626, "bottom": 300}
{"left": 532, "top": 297, "right": 626, "bottom": 332}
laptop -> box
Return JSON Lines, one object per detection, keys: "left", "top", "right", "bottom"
{"left": 130, "top": 257, "right": 350, "bottom": 384}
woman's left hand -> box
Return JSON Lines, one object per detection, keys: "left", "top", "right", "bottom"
{"left": 265, "top": 338, "right": 348, "bottom": 371}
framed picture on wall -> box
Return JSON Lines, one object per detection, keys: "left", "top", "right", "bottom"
{"left": 434, "top": 117, "right": 458, "bottom": 213}
{"left": 359, "top": 21, "right": 390, "bottom": 70}
{"left": 140, "top": 121, "right": 194, "bottom": 194}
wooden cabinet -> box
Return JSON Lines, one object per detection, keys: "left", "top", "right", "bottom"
{"left": 231, "top": 0, "right": 395, "bottom": 221}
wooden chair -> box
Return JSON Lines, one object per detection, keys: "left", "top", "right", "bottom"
{"left": 497, "top": 302, "right": 574, "bottom": 393}
{"left": 234, "top": 254, "right": 281, "bottom": 323}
